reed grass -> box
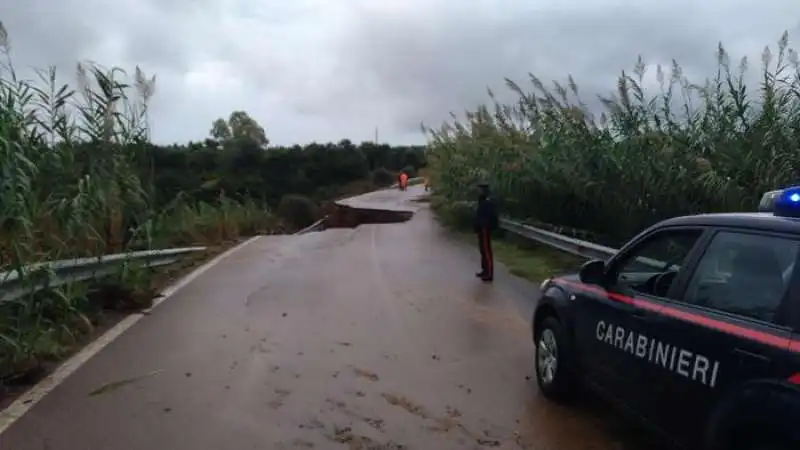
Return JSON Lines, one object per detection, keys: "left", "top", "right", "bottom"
{"left": 0, "top": 22, "right": 272, "bottom": 381}
{"left": 425, "top": 32, "right": 800, "bottom": 244}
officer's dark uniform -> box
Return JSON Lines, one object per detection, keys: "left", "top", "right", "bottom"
{"left": 474, "top": 183, "right": 499, "bottom": 282}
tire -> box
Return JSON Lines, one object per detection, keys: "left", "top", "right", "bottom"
{"left": 534, "top": 316, "right": 576, "bottom": 401}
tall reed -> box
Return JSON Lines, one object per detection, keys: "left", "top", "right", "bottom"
{"left": 0, "top": 21, "right": 272, "bottom": 381}
{"left": 425, "top": 32, "right": 800, "bottom": 243}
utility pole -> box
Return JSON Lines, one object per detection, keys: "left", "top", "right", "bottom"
{"left": 374, "top": 127, "right": 378, "bottom": 144}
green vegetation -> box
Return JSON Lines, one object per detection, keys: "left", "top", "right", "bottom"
{"left": 490, "top": 239, "right": 581, "bottom": 282}
{"left": 0, "top": 22, "right": 425, "bottom": 386}
{"left": 426, "top": 32, "right": 798, "bottom": 248}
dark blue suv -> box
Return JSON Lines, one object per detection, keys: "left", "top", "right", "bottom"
{"left": 532, "top": 187, "right": 800, "bottom": 450}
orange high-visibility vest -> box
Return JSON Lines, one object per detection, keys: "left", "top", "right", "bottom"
{"left": 400, "top": 173, "right": 408, "bottom": 186}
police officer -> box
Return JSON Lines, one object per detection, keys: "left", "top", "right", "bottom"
{"left": 474, "top": 182, "right": 499, "bottom": 282}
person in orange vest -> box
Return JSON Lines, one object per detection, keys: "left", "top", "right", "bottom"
{"left": 424, "top": 177, "right": 430, "bottom": 191}
{"left": 399, "top": 172, "right": 409, "bottom": 190}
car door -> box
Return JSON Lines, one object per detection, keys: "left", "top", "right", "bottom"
{"left": 642, "top": 229, "right": 800, "bottom": 445}
{"left": 572, "top": 226, "right": 708, "bottom": 417}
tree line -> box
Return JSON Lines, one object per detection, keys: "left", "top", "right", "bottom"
{"left": 148, "top": 112, "right": 425, "bottom": 208}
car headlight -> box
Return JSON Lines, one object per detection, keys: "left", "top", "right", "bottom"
{"left": 539, "top": 278, "right": 551, "bottom": 291}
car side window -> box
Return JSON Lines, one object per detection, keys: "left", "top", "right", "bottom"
{"left": 682, "top": 231, "right": 799, "bottom": 324}
{"left": 612, "top": 229, "right": 703, "bottom": 297}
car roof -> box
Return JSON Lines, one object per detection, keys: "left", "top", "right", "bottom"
{"left": 658, "top": 212, "right": 800, "bottom": 235}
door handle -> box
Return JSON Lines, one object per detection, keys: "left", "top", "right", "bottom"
{"left": 733, "top": 348, "right": 770, "bottom": 363}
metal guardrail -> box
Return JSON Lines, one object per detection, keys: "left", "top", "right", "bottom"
{"left": 500, "top": 218, "right": 670, "bottom": 270}
{"left": 295, "top": 216, "right": 327, "bottom": 235}
{"left": 500, "top": 218, "right": 617, "bottom": 260}
{"left": 0, "top": 247, "right": 206, "bottom": 303}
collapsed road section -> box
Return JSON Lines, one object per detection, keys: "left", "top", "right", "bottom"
{"left": 323, "top": 187, "right": 419, "bottom": 228}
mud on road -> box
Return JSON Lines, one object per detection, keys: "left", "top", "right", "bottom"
{"left": 0, "top": 187, "right": 657, "bottom": 450}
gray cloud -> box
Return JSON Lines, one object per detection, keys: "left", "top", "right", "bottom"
{"left": 2, "top": 0, "right": 799, "bottom": 145}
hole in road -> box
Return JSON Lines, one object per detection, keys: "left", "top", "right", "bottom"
{"left": 321, "top": 204, "right": 415, "bottom": 229}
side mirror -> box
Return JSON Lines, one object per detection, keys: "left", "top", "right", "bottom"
{"left": 579, "top": 259, "right": 606, "bottom": 285}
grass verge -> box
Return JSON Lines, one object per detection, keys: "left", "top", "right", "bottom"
{"left": 453, "top": 232, "right": 583, "bottom": 282}
{"left": 491, "top": 237, "right": 583, "bottom": 282}
{"left": 430, "top": 193, "right": 583, "bottom": 282}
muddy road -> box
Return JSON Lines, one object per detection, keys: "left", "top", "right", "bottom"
{"left": 0, "top": 186, "right": 656, "bottom": 449}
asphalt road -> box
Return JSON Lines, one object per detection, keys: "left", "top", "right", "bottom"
{"left": 0, "top": 186, "right": 651, "bottom": 450}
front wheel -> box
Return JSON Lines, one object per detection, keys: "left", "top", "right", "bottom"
{"left": 534, "top": 316, "right": 576, "bottom": 401}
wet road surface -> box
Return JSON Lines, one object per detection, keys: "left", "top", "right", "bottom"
{"left": 0, "top": 186, "right": 655, "bottom": 450}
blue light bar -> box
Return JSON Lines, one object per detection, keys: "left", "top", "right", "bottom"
{"left": 760, "top": 186, "right": 800, "bottom": 217}
{"left": 758, "top": 189, "right": 783, "bottom": 212}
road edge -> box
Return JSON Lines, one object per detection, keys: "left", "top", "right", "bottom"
{"left": 0, "top": 235, "right": 263, "bottom": 435}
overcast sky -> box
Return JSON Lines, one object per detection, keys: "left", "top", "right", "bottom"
{"left": 1, "top": 0, "right": 799, "bottom": 146}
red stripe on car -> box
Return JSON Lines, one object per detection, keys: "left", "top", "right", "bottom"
{"left": 555, "top": 279, "right": 798, "bottom": 351}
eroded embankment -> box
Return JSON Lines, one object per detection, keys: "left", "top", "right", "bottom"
{"left": 323, "top": 202, "right": 414, "bottom": 229}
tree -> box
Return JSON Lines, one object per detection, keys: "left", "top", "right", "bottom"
{"left": 210, "top": 118, "right": 231, "bottom": 142}
{"left": 209, "top": 111, "right": 269, "bottom": 149}
{"left": 228, "top": 111, "right": 269, "bottom": 148}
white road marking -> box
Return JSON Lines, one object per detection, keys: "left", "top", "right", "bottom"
{"left": 0, "top": 235, "right": 263, "bottom": 435}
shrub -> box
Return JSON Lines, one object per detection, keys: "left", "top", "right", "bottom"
{"left": 372, "top": 168, "right": 396, "bottom": 186}
{"left": 277, "top": 194, "right": 320, "bottom": 229}
{"left": 430, "top": 195, "right": 475, "bottom": 230}
{"left": 401, "top": 165, "right": 418, "bottom": 178}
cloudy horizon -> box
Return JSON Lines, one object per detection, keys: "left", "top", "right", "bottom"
{"left": 1, "top": 0, "right": 799, "bottom": 146}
